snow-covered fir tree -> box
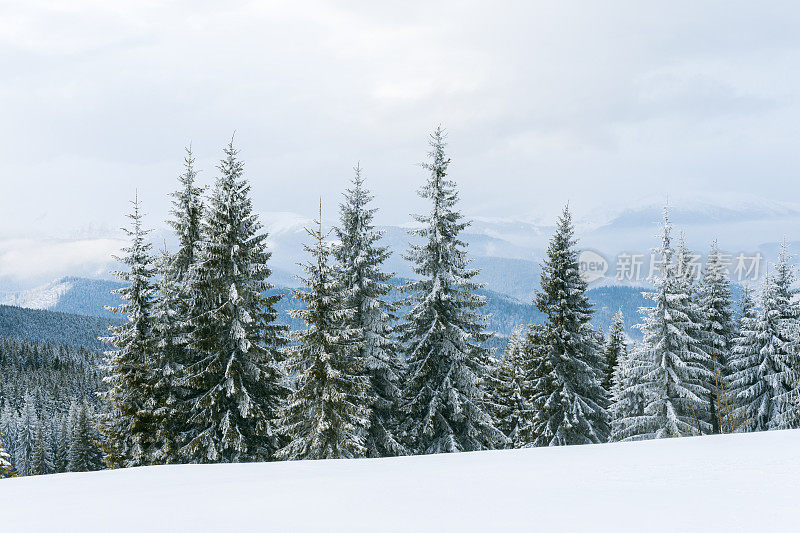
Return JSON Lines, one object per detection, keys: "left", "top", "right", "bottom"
{"left": 98, "top": 194, "right": 158, "bottom": 468}
{"left": 533, "top": 205, "right": 609, "bottom": 446}
{"left": 602, "top": 311, "right": 627, "bottom": 396}
{"left": 333, "top": 164, "right": 406, "bottom": 458}
{"left": 769, "top": 243, "right": 800, "bottom": 429}
{"left": 675, "top": 233, "right": 720, "bottom": 433}
{"left": 69, "top": 402, "right": 103, "bottom": 472}
{"left": 399, "top": 127, "right": 504, "bottom": 454}
{"left": 729, "top": 245, "right": 800, "bottom": 432}
{"left": 181, "top": 139, "right": 290, "bottom": 463}
{"left": 0, "top": 404, "right": 15, "bottom": 466}
{"left": 149, "top": 249, "right": 186, "bottom": 464}
{"left": 152, "top": 148, "right": 206, "bottom": 464}
{"left": 609, "top": 340, "right": 648, "bottom": 442}
{"left": 17, "top": 392, "right": 37, "bottom": 475}
{"left": 0, "top": 437, "right": 16, "bottom": 478}
{"left": 169, "top": 146, "right": 204, "bottom": 279}
{"left": 278, "top": 204, "right": 371, "bottom": 460}
{"left": 624, "top": 208, "right": 713, "bottom": 439}
{"left": 521, "top": 324, "right": 554, "bottom": 446}
{"left": 727, "top": 285, "right": 768, "bottom": 431}
{"left": 54, "top": 414, "right": 70, "bottom": 473}
{"left": 697, "top": 241, "right": 738, "bottom": 433}
{"left": 489, "top": 328, "right": 535, "bottom": 448}
{"left": 30, "top": 423, "right": 54, "bottom": 475}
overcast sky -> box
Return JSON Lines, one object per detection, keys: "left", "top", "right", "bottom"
{"left": 2, "top": 1, "right": 800, "bottom": 241}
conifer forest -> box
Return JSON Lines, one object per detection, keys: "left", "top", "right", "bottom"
{"left": 2, "top": 127, "right": 798, "bottom": 478}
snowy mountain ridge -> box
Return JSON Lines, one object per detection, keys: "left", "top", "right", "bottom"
{"left": 3, "top": 198, "right": 796, "bottom": 291}
{"left": 0, "top": 275, "right": 652, "bottom": 347}
{"left": 0, "top": 277, "right": 75, "bottom": 310}
{"left": 0, "top": 277, "right": 125, "bottom": 319}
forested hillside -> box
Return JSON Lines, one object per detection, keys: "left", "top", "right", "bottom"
{"left": 2, "top": 277, "right": 650, "bottom": 351}
{"left": 0, "top": 305, "right": 115, "bottom": 351}
{"left": 0, "top": 337, "right": 104, "bottom": 476}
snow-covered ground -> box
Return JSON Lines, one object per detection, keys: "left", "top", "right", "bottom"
{"left": 3, "top": 430, "right": 798, "bottom": 532}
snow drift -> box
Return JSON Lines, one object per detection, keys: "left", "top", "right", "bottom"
{"left": 3, "top": 429, "right": 798, "bottom": 532}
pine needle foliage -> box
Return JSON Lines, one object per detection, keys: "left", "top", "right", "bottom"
{"left": 399, "top": 127, "right": 503, "bottom": 454}
{"left": 181, "top": 139, "right": 290, "bottom": 463}
{"left": 278, "top": 203, "right": 371, "bottom": 460}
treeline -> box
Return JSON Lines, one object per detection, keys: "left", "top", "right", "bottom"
{"left": 87, "top": 128, "right": 800, "bottom": 465}
{"left": 497, "top": 208, "right": 800, "bottom": 446}
{"left": 2, "top": 126, "right": 798, "bottom": 477}
{"left": 611, "top": 215, "right": 800, "bottom": 439}
{"left": 97, "top": 127, "right": 508, "bottom": 465}
{"left": 0, "top": 337, "right": 104, "bottom": 476}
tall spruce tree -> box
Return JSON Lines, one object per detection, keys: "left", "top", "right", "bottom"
{"left": 730, "top": 245, "right": 800, "bottom": 431}
{"left": 727, "top": 285, "right": 768, "bottom": 431}
{"left": 277, "top": 203, "right": 371, "bottom": 460}
{"left": 533, "top": 205, "right": 609, "bottom": 446}
{"left": 697, "top": 241, "right": 738, "bottom": 433}
{"left": 602, "top": 311, "right": 627, "bottom": 396}
{"left": 54, "top": 414, "right": 70, "bottom": 473}
{"left": 17, "top": 392, "right": 37, "bottom": 475}
{"left": 150, "top": 249, "right": 185, "bottom": 464}
{"left": 30, "top": 423, "right": 54, "bottom": 476}
{"left": 169, "top": 146, "right": 204, "bottom": 278}
{"left": 399, "top": 127, "right": 504, "bottom": 454}
{"left": 624, "top": 208, "right": 713, "bottom": 439}
{"left": 490, "top": 328, "right": 535, "bottom": 448}
{"left": 69, "top": 402, "right": 103, "bottom": 472}
{"left": 333, "top": 165, "right": 406, "bottom": 458}
{"left": 675, "top": 233, "right": 719, "bottom": 434}
{"left": 152, "top": 148, "right": 206, "bottom": 464}
{"left": 609, "top": 341, "right": 648, "bottom": 442}
{"left": 181, "top": 139, "right": 290, "bottom": 463}
{"left": 770, "top": 243, "right": 800, "bottom": 429}
{"left": 98, "top": 194, "right": 157, "bottom": 468}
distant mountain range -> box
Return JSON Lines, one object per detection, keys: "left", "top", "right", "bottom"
{"left": 0, "top": 277, "right": 126, "bottom": 318}
{"left": 0, "top": 275, "right": 654, "bottom": 352}
{"left": 4, "top": 197, "right": 796, "bottom": 293}
{"left": 2, "top": 197, "right": 781, "bottom": 351}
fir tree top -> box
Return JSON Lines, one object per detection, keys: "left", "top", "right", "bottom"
{"left": 108, "top": 193, "right": 156, "bottom": 330}
{"left": 536, "top": 204, "right": 593, "bottom": 328}
{"left": 773, "top": 240, "right": 799, "bottom": 320}
{"left": 334, "top": 163, "right": 394, "bottom": 310}
{"left": 168, "top": 145, "right": 204, "bottom": 279}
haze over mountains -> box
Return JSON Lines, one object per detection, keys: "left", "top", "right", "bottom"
{"left": 2, "top": 197, "right": 796, "bottom": 293}
{"left": 0, "top": 198, "right": 788, "bottom": 349}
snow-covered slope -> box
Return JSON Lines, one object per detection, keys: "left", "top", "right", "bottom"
{"left": 0, "top": 277, "right": 75, "bottom": 309}
{"left": 3, "top": 430, "right": 798, "bottom": 532}
{"left": 0, "top": 277, "right": 124, "bottom": 318}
